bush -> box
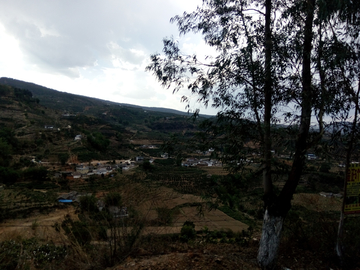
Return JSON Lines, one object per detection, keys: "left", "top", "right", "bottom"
{"left": 0, "top": 138, "right": 12, "bottom": 167}
{"left": 87, "top": 132, "right": 110, "bottom": 152}
{"left": 141, "top": 160, "right": 155, "bottom": 172}
{"left": 0, "top": 167, "right": 20, "bottom": 185}
{"left": 61, "top": 216, "right": 92, "bottom": 246}
{"left": 58, "top": 153, "right": 69, "bottom": 165}
{"left": 79, "top": 195, "right": 99, "bottom": 213}
{"left": 156, "top": 207, "right": 175, "bottom": 225}
{"left": 23, "top": 166, "right": 48, "bottom": 182}
{"left": 343, "top": 216, "right": 360, "bottom": 265}
{"left": 319, "top": 162, "right": 331, "bottom": 173}
{"left": 104, "top": 192, "right": 122, "bottom": 206}
{"left": 180, "top": 221, "right": 196, "bottom": 242}
{"left": 0, "top": 238, "right": 67, "bottom": 270}
{"left": 154, "top": 158, "right": 175, "bottom": 166}
{"left": 281, "top": 205, "right": 338, "bottom": 262}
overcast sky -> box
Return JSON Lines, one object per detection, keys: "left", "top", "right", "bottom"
{"left": 0, "top": 0, "right": 218, "bottom": 115}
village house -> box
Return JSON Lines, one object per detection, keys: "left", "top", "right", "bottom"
{"left": 140, "top": 145, "right": 157, "bottom": 149}
{"left": 76, "top": 165, "right": 89, "bottom": 174}
{"left": 108, "top": 206, "right": 128, "bottom": 218}
{"left": 72, "top": 172, "right": 82, "bottom": 179}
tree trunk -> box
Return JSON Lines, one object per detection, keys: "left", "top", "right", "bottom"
{"left": 263, "top": 0, "right": 273, "bottom": 201}
{"left": 257, "top": 210, "right": 284, "bottom": 269}
{"left": 257, "top": 0, "right": 315, "bottom": 268}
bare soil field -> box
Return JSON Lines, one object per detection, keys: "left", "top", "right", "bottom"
{"left": 141, "top": 187, "right": 248, "bottom": 234}
{"left": 292, "top": 193, "right": 342, "bottom": 211}
{"left": 0, "top": 185, "right": 338, "bottom": 244}
{"left": 0, "top": 207, "right": 77, "bottom": 243}
{"left": 0, "top": 186, "right": 248, "bottom": 243}
{"left": 201, "top": 166, "right": 229, "bottom": 176}
{"left": 0, "top": 175, "right": 345, "bottom": 270}
{"left": 130, "top": 139, "right": 163, "bottom": 145}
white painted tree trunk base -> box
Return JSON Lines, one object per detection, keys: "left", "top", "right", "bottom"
{"left": 257, "top": 209, "right": 284, "bottom": 269}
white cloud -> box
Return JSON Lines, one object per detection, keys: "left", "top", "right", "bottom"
{"left": 0, "top": 0, "right": 216, "bottom": 115}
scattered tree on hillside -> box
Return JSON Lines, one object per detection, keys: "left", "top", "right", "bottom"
{"left": 87, "top": 132, "right": 110, "bottom": 152}
{"left": 147, "top": 0, "right": 360, "bottom": 267}
{"left": 0, "top": 138, "right": 12, "bottom": 167}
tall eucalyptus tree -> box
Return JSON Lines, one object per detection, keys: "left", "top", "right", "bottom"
{"left": 147, "top": 0, "right": 360, "bottom": 267}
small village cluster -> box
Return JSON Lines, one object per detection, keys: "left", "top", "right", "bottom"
{"left": 55, "top": 160, "right": 137, "bottom": 180}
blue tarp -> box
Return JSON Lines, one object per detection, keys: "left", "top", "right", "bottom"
{"left": 58, "top": 199, "right": 73, "bottom": 203}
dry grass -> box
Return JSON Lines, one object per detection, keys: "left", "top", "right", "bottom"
{"left": 129, "top": 139, "right": 163, "bottom": 145}
{"left": 201, "top": 166, "right": 229, "bottom": 176}
{"left": 292, "top": 193, "right": 342, "bottom": 212}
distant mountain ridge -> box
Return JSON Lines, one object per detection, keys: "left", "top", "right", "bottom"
{"left": 0, "top": 77, "right": 212, "bottom": 118}
{"left": 0, "top": 77, "right": 205, "bottom": 164}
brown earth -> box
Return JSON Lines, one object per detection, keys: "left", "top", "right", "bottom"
{"left": 130, "top": 139, "right": 164, "bottom": 145}
{"left": 112, "top": 245, "right": 261, "bottom": 270}
{"left": 0, "top": 186, "right": 248, "bottom": 242}
{"left": 0, "top": 182, "right": 344, "bottom": 270}
{"left": 140, "top": 187, "right": 248, "bottom": 234}
{"left": 292, "top": 193, "right": 342, "bottom": 211}
{"left": 0, "top": 207, "right": 77, "bottom": 243}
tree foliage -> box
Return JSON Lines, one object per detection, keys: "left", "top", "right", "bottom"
{"left": 87, "top": 132, "right": 110, "bottom": 152}
{"left": 0, "top": 138, "right": 12, "bottom": 167}
{"left": 147, "top": 0, "right": 360, "bottom": 267}
{"left": 23, "top": 167, "right": 48, "bottom": 182}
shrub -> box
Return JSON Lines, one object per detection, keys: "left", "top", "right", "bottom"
{"left": 319, "top": 162, "right": 331, "bottom": 173}
{"left": 58, "top": 153, "right": 69, "bottom": 165}
{"left": 156, "top": 207, "right": 174, "bottom": 225}
{"left": 141, "top": 160, "right": 154, "bottom": 172}
{"left": 0, "top": 167, "right": 20, "bottom": 185}
{"left": 0, "top": 138, "right": 12, "bottom": 167}
{"left": 0, "top": 240, "right": 21, "bottom": 270}
{"left": 343, "top": 216, "right": 360, "bottom": 265}
{"left": 180, "top": 221, "right": 196, "bottom": 242}
{"left": 79, "top": 195, "right": 99, "bottom": 213}
{"left": 23, "top": 166, "right": 48, "bottom": 182}
{"left": 104, "top": 192, "right": 122, "bottom": 207}
{"left": 0, "top": 238, "right": 67, "bottom": 270}
{"left": 281, "top": 205, "right": 338, "bottom": 261}
{"left": 61, "top": 216, "right": 92, "bottom": 246}
{"left": 87, "top": 132, "right": 110, "bottom": 152}
{"left": 154, "top": 158, "right": 175, "bottom": 166}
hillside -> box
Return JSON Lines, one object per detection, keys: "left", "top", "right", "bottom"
{"left": 0, "top": 77, "right": 213, "bottom": 117}
{"left": 0, "top": 79, "right": 206, "bottom": 166}
{"left": 0, "top": 78, "right": 359, "bottom": 270}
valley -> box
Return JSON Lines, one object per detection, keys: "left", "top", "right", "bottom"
{"left": 0, "top": 78, "right": 358, "bottom": 269}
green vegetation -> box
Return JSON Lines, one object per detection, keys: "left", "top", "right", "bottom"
{"left": 86, "top": 132, "right": 110, "bottom": 152}
{"left": 0, "top": 238, "right": 67, "bottom": 269}
{"left": 180, "top": 221, "right": 196, "bottom": 242}
{"left": 0, "top": 167, "right": 20, "bottom": 185}
{"left": 0, "top": 77, "right": 359, "bottom": 268}
{"left": 104, "top": 192, "right": 122, "bottom": 207}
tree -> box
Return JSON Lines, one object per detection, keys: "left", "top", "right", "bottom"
{"left": 87, "top": 132, "right": 110, "bottom": 152}
{"left": 104, "top": 192, "right": 122, "bottom": 207}
{"left": 0, "top": 167, "right": 19, "bottom": 185}
{"left": 161, "top": 133, "right": 184, "bottom": 164}
{"left": 58, "top": 153, "right": 70, "bottom": 166}
{"left": 147, "top": 0, "right": 360, "bottom": 267}
{"left": 0, "top": 138, "right": 12, "bottom": 167}
{"left": 23, "top": 167, "right": 48, "bottom": 182}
